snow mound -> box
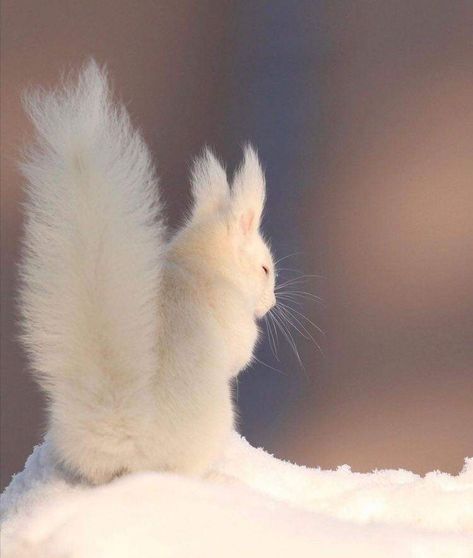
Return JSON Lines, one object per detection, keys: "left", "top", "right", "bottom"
{"left": 1, "top": 433, "right": 472, "bottom": 557}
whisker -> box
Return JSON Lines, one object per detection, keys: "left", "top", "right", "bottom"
{"left": 277, "top": 300, "right": 326, "bottom": 337}
{"left": 276, "top": 267, "right": 304, "bottom": 274}
{"left": 264, "top": 253, "right": 326, "bottom": 369}
{"left": 277, "top": 272, "right": 324, "bottom": 279}
{"left": 274, "top": 251, "right": 301, "bottom": 266}
{"left": 264, "top": 315, "right": 278, "bottom": 359}
{"left": 275, "top": 276, "right": 321, "bottom": 290}
{"left": 276, "top": 290, "right": 323, "bottom": 302}
{"left": 276, "top": 303, "right": 325, "bottom": 357}
{"left": 273, "top": 308, "right": 309, "bottom": 378}
{"left": 276, "top": 304, "right": 314, "bottom": 342}
{"left": 276, "top": 275, "right": 321, "bottom": 285}
{"left": 271, "top": 307, "right": 304, "bottom": 368}
{"left": 271, "top": 308, "right": 296, "bottom": 353}
{"left": 252, "top": 355, "right": 285, "bottom": 375}
{"left": 278, "top": 307, "right": 324, "bottom": 360}
{"left": 275, "top": 268, "right": 323, "bottom": 277}
{"left": 268, "top": 310, "right": 281, "bottom": 352}
{"left": 268, "top": 314, "right": 280, "bottom": 359}
{"left": 276, "top": 294, "right": 304, "bottom": 307}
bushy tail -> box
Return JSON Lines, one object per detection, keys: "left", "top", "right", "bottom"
{"left": 19, "top": 61, "right": 164, "bottom": 480}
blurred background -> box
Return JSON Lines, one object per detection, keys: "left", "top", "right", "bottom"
{"left": 1, "top": 1, "right": 472, "bottom": 490}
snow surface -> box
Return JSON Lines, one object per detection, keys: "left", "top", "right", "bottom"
{"left": 1, "top": 432, "right": 472, "bottom": 557}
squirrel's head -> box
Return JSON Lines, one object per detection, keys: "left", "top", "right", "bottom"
{"left": 181, "top": 145, "right": 276, "bottom": 319}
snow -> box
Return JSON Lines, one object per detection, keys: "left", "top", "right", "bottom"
{"left": 1, "top": 433, "right": 472, "bottom": 557}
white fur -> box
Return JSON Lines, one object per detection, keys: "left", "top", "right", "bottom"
{"left": 20, "top": 61, "right": 275, "bottom": 484}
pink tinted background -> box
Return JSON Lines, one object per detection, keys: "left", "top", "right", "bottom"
{"left": 1, "top": 1, "right": 472, "bottom": 489}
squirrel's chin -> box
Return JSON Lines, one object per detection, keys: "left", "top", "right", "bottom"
{"left": 255, "top": 308, "right": 268, "bottom": 320}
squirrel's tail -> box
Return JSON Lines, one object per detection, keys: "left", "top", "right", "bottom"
{"left": 19, "top": 61, "right": 164, "bottom": 481}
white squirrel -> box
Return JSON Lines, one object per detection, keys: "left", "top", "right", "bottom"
{"left": 19, "top": 61, "right": 276, "bottom": 484}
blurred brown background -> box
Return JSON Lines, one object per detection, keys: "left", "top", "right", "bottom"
{"left": 1, "top": 1, "right": 472, "bottom": 490}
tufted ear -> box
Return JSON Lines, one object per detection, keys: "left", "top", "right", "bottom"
{"left": 190, "top": 148, "right": 230, "bottom": 220}
{"left": 231, "top": 144, "right": 266, "bottom": 236}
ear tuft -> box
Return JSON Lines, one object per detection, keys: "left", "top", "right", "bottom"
{"left": 190, "top": 148, "right": 229, "bottom": 220}
{"left": 231, "top": 144, "right": 266, "bottom": 235}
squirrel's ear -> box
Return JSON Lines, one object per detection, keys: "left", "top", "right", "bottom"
{"left": 231, "top": 144, "right": 266, "bottom": 236}
{"left": 190, "top": 148, "right": 230, "bottom": 220}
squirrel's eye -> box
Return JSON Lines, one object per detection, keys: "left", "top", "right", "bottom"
{"left": 262, "top": 265, "right": 269, "bottom": 275}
